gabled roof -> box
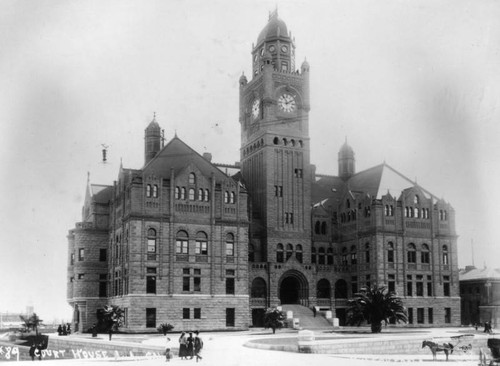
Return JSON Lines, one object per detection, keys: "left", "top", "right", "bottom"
{"left": 312, "top": 162, "right": 436, "bottom": 205}
{"left": 460, "top": 267, "right": 500, "bottom": 281}
{"left": 142, "top": 136, "right": 236, "bottom": 183}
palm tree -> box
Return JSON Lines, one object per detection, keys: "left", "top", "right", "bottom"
{"left": 103, "top": 305, "right": 124, "bottom": 340}
{"left": 263, "top": 307, "right": 286, "bottom": 334}
{"left": 347, "top": 285, "right": 407, "bottom": 333}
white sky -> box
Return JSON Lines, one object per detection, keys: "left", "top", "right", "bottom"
{"left": 1, "top": 0, "right": 499, "bottom": 322}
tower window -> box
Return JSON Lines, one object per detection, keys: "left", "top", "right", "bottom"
{"left": 281, "top": 62, "right": 288, "bottom": 71}
{"left": 189, "top": 188, "right": 195, "bottom": 201}
{"left": 153, "top": 185, "right": 158, "bottom": 198}
{"left": 146, "top": 184, "right": 151, "bottom": 197}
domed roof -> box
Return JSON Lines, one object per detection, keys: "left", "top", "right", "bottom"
{"left": 339, "top": 138, "right": 354, "bottom": 157}
{"left": 256, "top": 12, "right": 290, "bottom": 45}
{"left": 146, "top": 113, "right": 161, "bottom": 132}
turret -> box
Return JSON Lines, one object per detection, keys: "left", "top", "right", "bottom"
{"left": 338, "top": 138, "right": 355, "bottom": 180}
{"left": 144, "top": 113, "right": 162, "bottom": 165}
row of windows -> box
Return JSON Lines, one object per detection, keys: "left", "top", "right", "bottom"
{"left": 276, "top": 244, "right": 303, "bottom": 263}
{"left": 144, "top": 307, "right": 236, "bottom": 328}
{"left": 404, "top": 206, "right": 430, "bottom": 219}
{"left": 175, "top": 187, "right": 210, "bottom": 201}
{"left": 242, "top": 137, "right": 305, "bottom": 157}
{"left": 146, "top": 184, "right": 159, "bottom": 198}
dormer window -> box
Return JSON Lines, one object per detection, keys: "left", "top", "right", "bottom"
{"left": 189, "top": 173, "right": 196, "bottom": 185}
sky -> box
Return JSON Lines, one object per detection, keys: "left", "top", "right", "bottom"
{"left": 1, "top": 0, "right": 499, "bottom": 322}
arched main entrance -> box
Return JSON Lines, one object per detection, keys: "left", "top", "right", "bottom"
{"left": 278, "top": 270, "right": 309, "bottom": 306}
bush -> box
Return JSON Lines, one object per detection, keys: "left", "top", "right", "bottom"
{"left": 157, "top": 323, "right": 174, "bottom": 335}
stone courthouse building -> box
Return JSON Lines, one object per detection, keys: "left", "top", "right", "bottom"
{"left": 67, "top": 11, "right": 460, "bottom": 332}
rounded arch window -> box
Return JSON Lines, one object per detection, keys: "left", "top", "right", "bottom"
{"left": 291, "top": 139, "right": 296, "bottom": 146}
{"left": 407, "top": 243, "right": 417, "bottom": 263}
{"left": 188, "top": 173, "right": 196, "bottom": 185}
{"left": 414, "top": 195, "right": 420, "bottom": 204}
{"left": 335, "top": 279, "right": 348, "bottom": 299}
{"left": 283, "top": 138, "right": 288, "bottom": 146}
{"left": 273, "top": 137, "right": 279, "bottom": 145}
{"left": 295, "top": 244, "right": 303, "bottom": 263}
{"left": 175, "top": 230, "right": 188, "bottom": 254}
{"left": 195, "top": 231, "right": 208, "bottom": 255}
{"left": 421, "top": 243, "right": 430, "bottom": 264}
{"left": 314, "top": 221, "right": 320, "bottom": 234}
{"left": 298, "top": 140, "right": 303, "bottom": 147}
{"left": 318, "top": 247, "right": 326, "bottom": 265}
{"left": 317, "top": 279, "right": 331, "bottom": 298}
{"left": 251, "top": 277, "right": 267, "bottom": 298}
{"left": 285, "top": 244, "right": 293, "bottom": 260}
{"left": 276, "top": 243, "right": 284, "bottom": 263}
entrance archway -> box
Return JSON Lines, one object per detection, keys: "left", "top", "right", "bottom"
{"left": 278, "top": 270, "right": 309, "bottom": 306}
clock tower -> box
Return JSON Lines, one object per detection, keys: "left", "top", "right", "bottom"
{"left": 239, "top": 10, "right": 312, "bottom": 308}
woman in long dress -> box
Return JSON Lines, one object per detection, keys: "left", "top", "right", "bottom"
{"left": 178, "top": 332, "right": 188, "bottom": 359}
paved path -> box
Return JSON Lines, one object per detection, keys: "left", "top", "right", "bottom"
{"left": 8, "top": 328, "right": 484, "bottom": 366}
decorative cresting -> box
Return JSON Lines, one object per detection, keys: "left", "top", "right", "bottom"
{"left": 278, "top": 269, "right": 309, "bottom": 306}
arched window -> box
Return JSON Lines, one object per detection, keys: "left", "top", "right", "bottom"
{"left": 195, "top": 232, "right": 208, "bottom": 255}
{"left": 225, "top": 233, "right": 234, "bottom": 257}
{"left": 365, "top": 243, "right": 370, "bottom": 263}
{"left": 286, "top": 244, "right": 293, "bottom": 261}
{"left": 251, "top": 277, "right": 267, "bottom": 298}
{"left": 405, "top": 207, "right": 409, "bottom": 217}
{"left": 311, "top": 247, "right": 316, "bottom": 264}
{"left": 414, "top": 195, "right": 420, "bottom": 204}
{"left": 189, "top": 173, "right": 196, "bottom": 185}
{"left": 321, "top": 222, "right": 327, "bottom": 235}
{"left": 389, "top": 205, "right": 394, "bottom": 216}
{"left": 198, "top": 188, "right": 204, "bottom": 201}
{"left": 317, "top": 279, "right": 331, "bottom": 298}
{"left": 318, "top": 247, "right": 325, "bottom": 265}
{"left": 346, "top": 199, "right": 350, "bottom": 209}
{"left": 181, "top": 187, "right": 186, "bottom": 200}
{"left": 341, "top": 247, "right": 348, "bottom": 265}
{"left": 385, "top": 205, "right": 390, "bottom": 216}
{"left": 407, "top": 243, "right": 416, "bottom": 263}
{"left": 276, "top": 243, "right": 284, "bottom": 263}
{"left": 224, "top": 191, "right": 230, "bottom": 204}
{"left": 175, "top": 230, "right": 189, "bottom": 254}
{"left": 153, "top": 185, "right": 158, "bottom": 198}
{"left": 188, "top": 188, "right": 195, "bottom": 200}
{"left": 327, "top": 248, "right": 333, "bottom": 265}
{"left": 335, "top": 279, "right": 348, "bottom": 299}
{"left": 175, "top": 186, "right": 181, "bottom": 199}
{"left": 442, "top": 245, "right": 449, "bottom": 265}
{"left": 350, "top": 245, "right": 357, "bottom": 265}
{"left": 421, "top": 243, "right": 430, "bottom": 264}
{"left": 387, "top": 242, "right": 394, "bottom": 263}
{"left": 295, "top": 244, "right": 303, "bottom": 263}
{"left": 415, "top": 207, "right": 420, "bottom": 218}
{"left": 230, "top": 191, "right": 236, "bottom": 204}
{"left": 146, "top": 184, "right": 151, "bottom": 198}
{"left": 314, "top": 221, "right": 320, "bottom": 234}
{"left": 147, "top": 229, "right": 157, "bottom": 260}
{"left": 204, "top": 189, "right": 210, "bottom": 202}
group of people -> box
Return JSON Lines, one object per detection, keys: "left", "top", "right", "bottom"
{"left": 165, "top": 331, "right": 203, "bottom": 362}
{"left": 56, "top": 323, "right": 71, "bottom": 336}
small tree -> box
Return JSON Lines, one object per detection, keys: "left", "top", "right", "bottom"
{"left": 264, "top": 307, "right": 286, "bottom": 334}
{"left": 157, "top": 323, "right": 174, "bottom": 336}
{"left": 347, "top": 285, "right": 408, "bottom": 333}
{"left": 103, "top": 305, "right": 124, "bottom": 340}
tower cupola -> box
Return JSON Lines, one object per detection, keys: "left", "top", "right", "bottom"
{"left": 338, "top": 138, "right": 356, "bottom": 180}
{"left": 251, "top": 10, "right": 296, "bottom": 77}
{"left": 144, "top": 113, "right": 162, "bottom": 165}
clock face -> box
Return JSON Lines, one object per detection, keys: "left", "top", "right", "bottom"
{"left": 252, "top": 99, "right": 260, "bottom": 119}
{"left": 281, "top": 45, "right": 288, "bottom": 53}
{"left": 269, "top": 45, "right": 276, "bottom": 52}
{"left": 278, "top": 93, "right": 296, "bottom": 113}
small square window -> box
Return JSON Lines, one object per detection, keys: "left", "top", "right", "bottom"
{"left": 78, "top": 274, "right": 84, "bottom": 280}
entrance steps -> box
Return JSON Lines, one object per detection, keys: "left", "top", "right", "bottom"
{"left": 281, "top": 304, "right": 332, "bottom": 329}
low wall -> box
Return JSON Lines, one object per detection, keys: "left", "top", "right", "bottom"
{"left": 297, "top": 335, "right": 488, "bottom": 355}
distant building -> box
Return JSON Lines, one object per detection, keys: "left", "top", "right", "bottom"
{"left": 67, "top": 11, "right": 460, "bottom": 333}
{"left": 460, "top": 266, "right": 500, "bottom": 328}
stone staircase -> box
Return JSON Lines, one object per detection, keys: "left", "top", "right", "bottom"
{"left": 281, "top": 304, "right": 332, "bottom": 330}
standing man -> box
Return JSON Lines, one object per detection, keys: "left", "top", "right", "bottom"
{"left": 194, "top": 331, "right": 203, "bottom": 362}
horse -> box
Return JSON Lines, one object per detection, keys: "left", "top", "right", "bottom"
{"left": 422, "top": 340, "right": 454, "bottom": 361}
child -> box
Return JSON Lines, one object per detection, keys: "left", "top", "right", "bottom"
{"left": 165, "top": 337, "right": 172, "bottom": 362}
